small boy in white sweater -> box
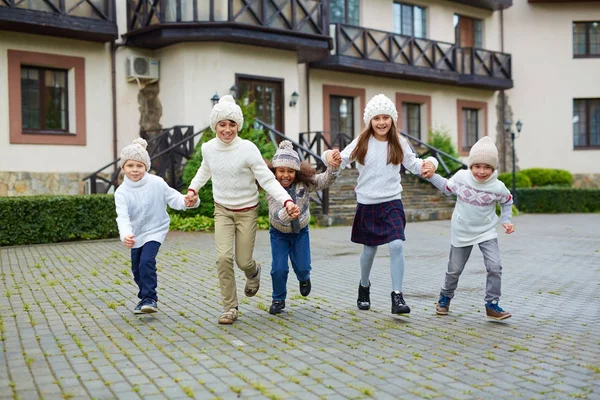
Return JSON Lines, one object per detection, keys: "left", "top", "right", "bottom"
{"left": 114, "top": 138, "right": 199, "bottom": 314}
{"left": 427, "top": 136, "right": 514, "bottom": 320}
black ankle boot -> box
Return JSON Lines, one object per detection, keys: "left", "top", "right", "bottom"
{"left": 391, "top": 291, "right": 410, "bottom": 314}
{"left": 357, "top": 283, "right": 371, "bottom": 310}
{"left": 269, "top": 300, "right": 285, "bottom": 315}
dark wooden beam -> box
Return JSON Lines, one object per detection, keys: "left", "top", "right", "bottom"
{"left": 447, "top": 0, "right": 513, "bottom": 10}
{"left": 123, "top": 24, "right": 332, "bottom": 63}
{"left": 0, "top": 7, "right": 117, "bottom": 42}
{"left": 310, "top": 55, "right": 513, "bottom": 90}
{"left": 528, "top": 0, "right": 599, "bottom": 3}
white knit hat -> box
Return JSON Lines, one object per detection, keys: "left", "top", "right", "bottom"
{"left": 119, "top": 138, "right": 151, "bottom": 171}
{"left": 272, "top": 140, "right": 300, "bottom": 171}
{"left": 210, "top": 95, "right": 244, "bottom": 132}
{"left": 468, "top": 136, "right": 498, "bottom": 170}
{"left": 363, "top": 94, "right": 398, "bottom": 126}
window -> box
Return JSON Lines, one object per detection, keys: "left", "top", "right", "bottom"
{"left": 330, "top": 95, "right": 355, "bottom": 144}
{"left": 237, "top": 75, "right": 283, "bottom": 132}
{"left": 397, "top": 93, "right": 431, "bottom": 143}
{"left": 21, "top": 66, "right": 69, "bottom": 132}
{"left": 573, "top": 99, "right": 600, "bottom": 148}
{"left": 573, "top": 22, "right": 600, "bottom": 57}
{"left": 402, "top": 103, "right": 421, "bottom": 139}
{"left": 393, "top": 3, "right": 426, "bottom": 38}
{"left": 8, "top": 50, "right": 86, "bottom": 145}
{"left": 457, "top": 100, "right": 487, "bottom": 155}
{"left": 454, "top": 14, "right": 483, "bottom": 48}
{"left": 330, "top": 0, "right": 360, "bottom": 25}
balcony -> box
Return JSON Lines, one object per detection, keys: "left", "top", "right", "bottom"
{"left": 123, "top": 0, "right": 332, "bottom": 63}
{"left": 447, "top": 0, "right": 512, "bottom": 10}
{"left": 0, "top": 0, "right": 117, "bottom": 42}
{"left": 310, "top": 24, "right": 512, "bottom": 90}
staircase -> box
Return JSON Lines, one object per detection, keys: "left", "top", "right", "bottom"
{"left": 315, "top": 169, "right": 456, "bottom": 226}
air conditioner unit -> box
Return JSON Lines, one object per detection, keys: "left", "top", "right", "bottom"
{"left": 126, "top": 56, "right": 159, "bottom": 83}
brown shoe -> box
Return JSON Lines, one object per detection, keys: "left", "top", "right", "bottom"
{"left": 485, "top": 301, "right": 511, "bottom": 320}
{"left": 244, "top": 264, "right": 261, "bottom": 297}
{"left": 435, "top": 295, "right": 450, "bottom": 315}
{"left": 218, "top": 308, "right": 238, "bottom": 325}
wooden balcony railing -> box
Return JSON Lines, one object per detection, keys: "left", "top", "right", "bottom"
{"left": 0, "top": 0, "right": 117, "bottom": 42}
{"left": 312, "top": 23, "right": 512, "bottom": 90}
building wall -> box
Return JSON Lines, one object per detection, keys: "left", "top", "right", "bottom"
{"left": 504, "top": 1, "right": 600, "bottom": 174}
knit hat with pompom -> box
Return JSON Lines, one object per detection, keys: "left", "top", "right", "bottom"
{"left": 272, "top": 140, "right": 300, "bottom": 171}
{"left": 210, "top": 95, "right": 244, "bottom": 132}
{"left": 363, "top": 94, "right": 398, "bottom": 126}
{"left": 119, "top": 138, "right": 151, "bottom": 171}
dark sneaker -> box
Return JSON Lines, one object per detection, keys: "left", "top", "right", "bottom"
{"left": 244, "top": 264, "right": 261, "bottom": 297}
{"left": 436, "top": 294, "right": 451, "bottom": 315}
{"left": 391, "top": 291, "right": 410, "bottom": 314}
{"left": 141, "top": 299, "right": 158, "bottom": 314}
{"left": 269, "top": 300, "right": 285, "bottom": 315}
{"left": 133, "top": 300, "right": 144, "bottom": 314}
{"left": 357, "top": 283, "right": 371, "bottom": 310}
{"left": 299, "top": 279, "right": 311, "bottom": 297}
{"left": 485, "top": 300, "right": 511, "bottom": 320}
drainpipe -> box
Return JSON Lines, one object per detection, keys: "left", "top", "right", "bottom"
{"left": 111, "top": 40, "right": 126, "bottom": 163}
{"left": 500, "top": 8, "right": 507, "bottom": 172}
{"left": 306, "top": 64, "right": 310, "bottom": 134}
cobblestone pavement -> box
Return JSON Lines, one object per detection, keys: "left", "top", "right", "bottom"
{"left": 1, "top": 214, "right": 599, "bottom": 400}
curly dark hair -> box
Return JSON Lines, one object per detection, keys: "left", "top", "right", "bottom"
{"left": 266, "top": 159, "right": 318, "bottom": 189}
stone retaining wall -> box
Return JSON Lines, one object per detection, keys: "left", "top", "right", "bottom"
{"left": 573, "top": 173, "right": 600, "bottom": 189}
{"left": 0, "top": 171, "right": 93, "bottom": 196}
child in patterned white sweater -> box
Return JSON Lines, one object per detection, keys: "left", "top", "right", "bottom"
{"left": 266, "top": 140, "right": 341, "bottom": 315}
{"left": 427, "top": 136, "right": 515, "bottom": 320}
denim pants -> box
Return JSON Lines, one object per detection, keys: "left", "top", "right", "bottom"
{"left": 131, "top": 241, "right": 161, "bottom": 302}
{"left": 441, "top": 238, "right": 502, "bottom": 303}
{"left": 270, "top": 226, "right": 311, "bottom": 301}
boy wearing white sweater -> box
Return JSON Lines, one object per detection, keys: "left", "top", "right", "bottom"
{"left": 428, "top": 136, "right": 514, "bottom": 320}
{"left": 184, "top": 96, "right": 298, "bottom": 325}
{"left": 115, "top": 138, "right": 199, "bottom": 314}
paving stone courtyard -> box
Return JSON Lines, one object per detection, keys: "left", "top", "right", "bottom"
{"left": 1, "top": 214, "right": 599, "bottom": 400}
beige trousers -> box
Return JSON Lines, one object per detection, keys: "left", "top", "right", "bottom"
{"left": 214, "top": 203, "right": 258, "bottom": 311}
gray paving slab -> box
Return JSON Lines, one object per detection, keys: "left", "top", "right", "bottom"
{"left": 1, "top": 214, "right": 599, "bottom": 399}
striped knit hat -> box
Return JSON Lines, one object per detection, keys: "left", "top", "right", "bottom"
{"left": 272, "top": 140, "right": 300, "bottom": 171}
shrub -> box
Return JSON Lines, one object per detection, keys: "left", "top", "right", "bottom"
{"left": 516, "top": 187, "right": 600, "bottom": 213}
{"left": 0, "top": 195, "right": 118, "bottom": 246}
{"left": 498, "top": 172, "right": 532, "bottom": 188}
{"left": 427, "top": 128, "right": 465, "bottom": 177}
{"left": 520, "top": 168, "right": 573, "bottom": 187}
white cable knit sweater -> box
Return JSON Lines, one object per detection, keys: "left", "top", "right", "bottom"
{"left": 114, "top": 173, "right": 198, "bottom": 248}
{"left": 323, "top": 135, "right": 439, "bottom": 205}
{"left": 189, "top": 136, "right": 292, "bottom": 209}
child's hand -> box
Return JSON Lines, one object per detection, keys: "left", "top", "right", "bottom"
{"left": 421, "top": 161, "right": 436, "bottom": 179}
{"left": 124, "top": 235, "right": 135, "bottom": 248}
{"left": 503, "top": 223, "right": 514, "bottom": 234}
{"left": 285, "top": 202, "right": 299, "bottom": 218}
{"left": 325, "top": 150, "right": 338, "bottom": 166}
{"left": 184, "top": 193, "right": 198, "bottom": 207}
{"left": 329, "top": 150, "right": 342, "bottom": 168}
{"left": 288, "top": 205, "right": 301, "bottom": 219}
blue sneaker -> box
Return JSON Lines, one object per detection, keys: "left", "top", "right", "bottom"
{"left": 141, "top": 299, "right": 158, "bottom": 314}
{"left": 485, "top": 300, "right": 511, "bottom": 320}
{"left": 133, "top": 300, "right": 144, "bottom": 314}
{"left": 436, "top": 294, "right": 451, "bottom": 315}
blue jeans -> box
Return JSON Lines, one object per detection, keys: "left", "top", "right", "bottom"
{"left": 270, "top": 226, "right": 311, "bottom": 301}
{"left": 131, "top": 241, "right": 161, "bottom": 302}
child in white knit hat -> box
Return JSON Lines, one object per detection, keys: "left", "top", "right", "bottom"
{"left": 114, "top": 138, "right": 199, "bottom": 314}
{"left": 321, "top": 93, "right": 438, "bottom": 315}
{"left": 427, "top": 136, "right": 515, "bottom": 320}
{"left": 265, "top": 140, "right": 342, "bottom": 315}
{"left": 184, "top": 95, "right": 299, "bottom": 325}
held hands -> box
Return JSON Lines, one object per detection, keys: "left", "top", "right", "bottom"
{"left": 328, "top": 150, "right": 342, "bottom": 169}
{"left": 124, "top": 235, "right": 135, "bottom": 249}
{"left": 285, "top": 202, "right": 300, "bottom": 219}
{"left": 421, "top": 161, "right": 436, "bottom": 179}
{"left": 184, "top": 192, "right": 198, "bottom": 207}
{"left": 503, "top": 223, "right": 515, "bottom": 234}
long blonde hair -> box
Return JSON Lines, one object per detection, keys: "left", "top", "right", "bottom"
{"left": 351, "top": 120, "right": 404, "bottom": 165}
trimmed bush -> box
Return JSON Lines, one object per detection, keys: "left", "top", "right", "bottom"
{"left": 427, "top": 128, "right": 464, "bottom": 177}
{"left": 498, "top": 172, "right": 532, "bottom": 188}
{"left": 516, "top": 188, "right": 600, "bottom": 213}
{"left": 0, "top": 195, "right": 118, "bottom": 246}
{"left": 521, "top": 168, "right": 573, "bottom": 187}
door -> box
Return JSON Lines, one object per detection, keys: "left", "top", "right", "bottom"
{"left": 237, "top": 76, "right": 284, "bottom": 132}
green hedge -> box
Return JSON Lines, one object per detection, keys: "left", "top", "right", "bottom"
{"left": 520, "top": 168, "right": 573, "bottom": 187}
{"left": 0, "top": 195, "right": 118, "bottom": 246}
{"left": 498, "top": 171, "right": 532, "bottom": 188}
{"left": 516, "top": 188, "right": 600, "bottom": 213}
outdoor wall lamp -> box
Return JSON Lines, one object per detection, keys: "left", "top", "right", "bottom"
{"left": 289, "top": 91, "right": 299, "bottom": 107}
{"left": 505, "top": 119, "right": 524, "bottom": 206}
{"left": 210, "top": 92, "right": 220, "bottom": 106}
{"left": 230, "top": 85, "right": 238, "bottom": 99}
